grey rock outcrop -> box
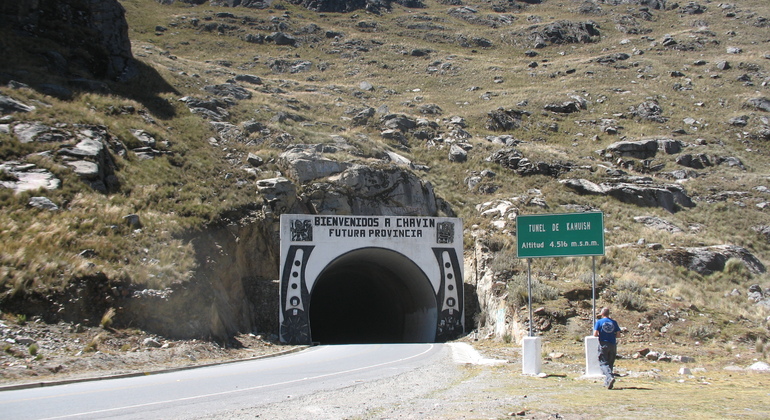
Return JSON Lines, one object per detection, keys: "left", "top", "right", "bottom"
{"left": 746, "top": 97, "right": 770, "bottom": 112}
{"left": 278, "top": 146, "right": 351, "bottom": 183}
{"left": 180, "top": 96, "right": 234, "bottom": 121}
{"left": 561, "top": 178, "right": 694, "bottom": 213}
{"left": 508, "top": 20, "right": 601, "bottom": 48}
{"left": 0, "top": 162, "right": 61, "bottom": 193}
{"left": 634, "top": 216, "right": 683, "bottom": 233}
{"left": 203, "top": 83, "right": 252, "bottom": 100}
{"left": 287, "top": 0, "right": 393, "bottom": 13}
{"left": 13, "top": 122, "right": 68, "bottom": 143}
{"left": 4, "top": 124, "right": 122, "bottom": 193}
{"left": 665, "top": 245, "right": 766, "bottom": 275}
{"left": 488, "top": 148, "right": 572, "bottom": 177}
{"left": 58, "top": 130, "right": 121, "bottom": 193}
{"left": 257, "top": 177, "right": 301, "bottom": 215}
{"left": 302, "top": 164, "right": 451, "bottom": 216}
{"left": 1, "top": 0, "right": 137, "bottom": 81}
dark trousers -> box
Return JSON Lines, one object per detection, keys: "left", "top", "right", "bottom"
{"left": 598, "top": 341, "right": 617, "bottom": 385}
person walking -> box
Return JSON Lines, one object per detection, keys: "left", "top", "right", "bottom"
{"left": 593, "top": 307, "right": 620, "bottom": 389}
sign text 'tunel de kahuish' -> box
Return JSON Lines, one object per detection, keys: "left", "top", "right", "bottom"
{"left": 516, "top": 212, "right": 605, "bottom": 258}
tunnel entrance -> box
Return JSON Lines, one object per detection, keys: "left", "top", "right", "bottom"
{"left": 279, "top": 215, "right": 464, "bottom": 345}
{"left": 309, "top": 248, "right": 437, "bottom": 344}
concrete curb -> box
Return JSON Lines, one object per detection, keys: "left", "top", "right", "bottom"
{"left": 0, "top": 345, "right": 308, "bottom": 392}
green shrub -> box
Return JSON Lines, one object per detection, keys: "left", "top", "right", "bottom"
{"left": 614, "top": 290, "right": 646, "bottom": 311}
{"left": 688, "top": 324, "right": 718, "bottom": 340}
{"left": 505, "top": 274, "right": 560, "bottom": 307}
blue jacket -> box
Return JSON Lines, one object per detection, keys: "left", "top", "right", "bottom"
{"left": 594, "top": 317, "right": 620, "bottom": 344}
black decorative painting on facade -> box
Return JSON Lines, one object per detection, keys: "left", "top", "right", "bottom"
{"left": 279, "top": 245, "right": 314, "bottom": 345}
{"left": 433, "top": 247, "right": 464, "bottom": 342}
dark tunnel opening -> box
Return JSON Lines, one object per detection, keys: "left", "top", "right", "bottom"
{"left": 308, "top": 248, "right": 438, "bottom": 344}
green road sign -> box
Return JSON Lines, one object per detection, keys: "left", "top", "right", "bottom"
{"left": 516, "top": 212, "right": 605, "bottom": 258}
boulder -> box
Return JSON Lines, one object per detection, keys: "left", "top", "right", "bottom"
{"left": 381, "top": 114, "right": 417, "bottom": 132}
{"left": 485, "top": 108, "right": 530, "bottom": 131}
{"left": 449, "top": 144, "right": 468, "bottom": 162}
{"left": 605, "top": 183, "right": 693, "bottom": 213}
{"left": 210, "top": 123, "right": 243, "bottom": 145}
{"left": 28, "top": 196, "right": 59, "bottom": 211}
{"left": 131, "top": 129, "right": 157, "bottom": 148}
{"left": 247, "top": 153, "right": 264, "bottom": 167}
{"left": 0, "top": 95, "right": 35, "bottom": 114}
{"left": 715, "top": 156, "right": 746, "bottom": 170}
{"left": 352, "top": 107, "right": 375, "bottom": 126}
{"left": 676, "top": 153, "right": 711, "bottom": 169}
{"left": 385, "top": 151, "right": 412, "bottom": 167}
{"left": 544, "top": 101, "right": 581, "bottom": 114}
{"left": 631, "top": 100, "right": 667, "bottom": 122}
{"left": 287, "top": 0, "right": 387, "bottom": 13}
{"left": 234, "top": 74, "right": 263, "bottom": 85}
{"left": 746, "top": 97, "right": 770, "bottom": 112}
{"left": 268, "top": 32, "right": 297, "bottom": 46}
{"left": 753, "top": 225, "right": 770, "bottom": 243}
{"left": 604, "top": 139, "right": 659, "bottom": 159}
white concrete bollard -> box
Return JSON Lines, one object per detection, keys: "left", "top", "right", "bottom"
{"left": 584, "top": 336, "right": 603, "bottom": 377}
{"left": 522, "top": 336, "right": 542, "bottom": 375}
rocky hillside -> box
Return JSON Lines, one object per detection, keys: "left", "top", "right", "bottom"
{"left": 1, "top": 0, "right": 769, "bottom": 358}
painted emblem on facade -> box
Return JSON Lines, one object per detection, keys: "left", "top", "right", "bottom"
{"left": 436, "top": 221, "right": 454, "bottom": 244}
{"left": 291, "top": 219, "right": 313, "bottom": 242}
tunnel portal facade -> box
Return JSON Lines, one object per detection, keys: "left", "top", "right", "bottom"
{"left": 279, "top": 214, "right": 464, "bottom": 345}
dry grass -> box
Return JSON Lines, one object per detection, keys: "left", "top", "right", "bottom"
{"left": 471, "top": 336, "right": 770, "bottom": 419}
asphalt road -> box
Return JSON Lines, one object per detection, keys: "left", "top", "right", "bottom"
{"left": 0, "top": 343, "right": 446, "bottom": 419}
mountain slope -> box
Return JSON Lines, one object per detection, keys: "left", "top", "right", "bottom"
{"left": 0, "top": 0, "right": 769, "bottom": 357}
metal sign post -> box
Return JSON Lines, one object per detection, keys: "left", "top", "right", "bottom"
{"left": 527, "top": 258, "right": 533, "bottom": 337}
{"left": 592, "top": 255, "right": 597, "bottom": 330}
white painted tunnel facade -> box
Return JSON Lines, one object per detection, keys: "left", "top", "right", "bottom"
{"left": 279, "top": 214, "right": 464, "bottom": 345}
